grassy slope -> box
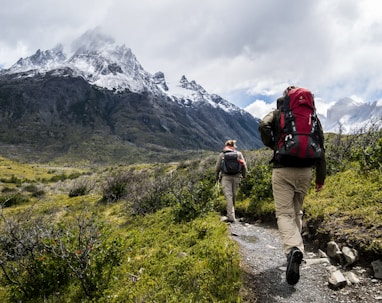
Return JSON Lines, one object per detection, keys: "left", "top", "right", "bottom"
{"left": 0, "top": 151, "right": 381, "bottom": 301}
{"left": 304, "top": 168, "right": 382, "bottom": 257}
{"left": 0, "top": 156, "right": 242, "bottom": 303}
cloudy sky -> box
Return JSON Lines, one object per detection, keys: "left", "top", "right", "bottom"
{"left": 1, "top": 0, "right": 382, "bottom": 119}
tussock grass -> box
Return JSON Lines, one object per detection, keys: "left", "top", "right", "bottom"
{"left": 304, "top": 167, "right": 382, "bottom": 255}
{"left": 103, "top": 209, "right": 242, "bottom": 302}
{"left": 0, "top": 124, "right": 380, "bottom": 301}
{"left": 0, "top": 157, "right": 242, "bottom": 302}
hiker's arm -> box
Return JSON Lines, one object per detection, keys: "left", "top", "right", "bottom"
{"left": 215, "top": 153, "right": 223, "bottom": 181}
{"left": 315, "top": 151, "right": 326, "bottom": 191}
{"left": 259, "top": 111, "right": 276, "bottom": 149}
{"left": 315, "top": 118, "right": 326, "bottom": 191}
{"left": 239, "top": 152, "right": 247, "bottom": 178}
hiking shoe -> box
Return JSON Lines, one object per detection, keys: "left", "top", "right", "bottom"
{"left": 286, "top": 247, "right": 303, "bottom": 285}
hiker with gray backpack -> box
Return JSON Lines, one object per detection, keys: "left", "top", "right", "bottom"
{"left": 215, "top": 139, "right": 247, "bottom": 223}
{"left": 259, "top": 86, "right": 327, "bottom": 286}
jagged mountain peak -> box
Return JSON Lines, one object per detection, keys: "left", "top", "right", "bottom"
{"left": 320, "top": 97, "right": 382, "bottom": 133}
{"left": 0, "top": 29, "right": 264, "bottom": 161}
{"left": 153, "top": 71, "right": 169, "bottom": 91}
{"left": 1, "top": 30, "right": 244, "bottom": 114}
{"left": 69, "top": 29, "right": 136, "bottom": 67}
{"left": 12, "top": 44, "right": 66, "bottom": 71}
{"left": 179, "top": 75, "right": 207, "bottom": 93}
{"left": 70, "top": 28, "right": 115, "bottom": 54}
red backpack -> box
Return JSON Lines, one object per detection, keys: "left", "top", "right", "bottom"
{"left": 277, "top": 87, "right": 323, "bottom": 159}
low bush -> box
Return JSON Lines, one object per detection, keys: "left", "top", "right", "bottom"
{"left": 304, "top": 168, "right": 382, "bottom": 255}
{"left": 0, "top": 205, "right": 123, "bottom": 302}
{"left": 69, "top": 179, "right": 92, "bottom": 197}
{"left": 23, "top": 184, "right": 45, "bottom": 197}
{"left": 103, "top": 209, "right": 242, "bottom": 303}
{"left": 101, "top": 172, "right": 130, "bottom": 202}
{"left": 0, "top": 193, "right": 29, "bottom": 207}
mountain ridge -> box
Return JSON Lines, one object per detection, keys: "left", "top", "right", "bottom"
{"left": 319, "top": 97, "right": 382, "bottom": 133}
{"left": 0, "top": 30, "right": 262, "bottom": 163}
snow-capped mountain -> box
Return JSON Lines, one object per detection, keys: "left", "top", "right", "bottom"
{"left": 1, "top": 29, "right": 241, "bottom": 115}
{"left": 320, "top": 97, "right": 382, "bottom": 133}
{"left": 4, "top": 31, "right": 157, "bottom": 94}
{"left": 0, "top": 29, "right": 262, "bottom": 162}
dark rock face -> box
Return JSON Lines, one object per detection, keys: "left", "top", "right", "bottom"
{"left": 0, "top": 73, "right": 263, "bottom": 162}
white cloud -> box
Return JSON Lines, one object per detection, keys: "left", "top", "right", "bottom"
{"left": 245, "top": 100, "right": 275, "bottom": 120}
{"left": 1, "top": 0, "right": 382, "bottom": 108}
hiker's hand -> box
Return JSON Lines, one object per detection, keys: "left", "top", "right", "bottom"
{"left": 315, "top": 183, "right": 324, "bottom": 192}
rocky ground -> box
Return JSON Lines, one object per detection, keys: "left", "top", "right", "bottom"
{"left": 229, "top": 221, "right": 382, "bottom": 303}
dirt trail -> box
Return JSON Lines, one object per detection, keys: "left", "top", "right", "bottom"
{"left": 229, "top": 221, "right": 382, "bottom": 303}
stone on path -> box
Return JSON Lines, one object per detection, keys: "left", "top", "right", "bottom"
{"left": 371, "top": 259, "right": 382, "bottom": 279}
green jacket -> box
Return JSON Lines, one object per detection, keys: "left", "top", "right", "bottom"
{"left": 258, "top": 108, "right": 327, "bottom": 185}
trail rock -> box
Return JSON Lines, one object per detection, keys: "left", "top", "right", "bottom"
{"left": 230, "top": 222, "right": 382, "bottom": 302}
{"left": 328, "top": 270, "right": 347, "bottom": 289}
{"left": 342, "top": 246, "right": 359, "bottom": 265}
{"left": 344, "top": 271, "right": 360, "bottom": 284}
{"left": 327, "top": 241, "right": 341, "bottom": 258}
{"left": 372, "top": 260, "right": 382, "bottom": 279}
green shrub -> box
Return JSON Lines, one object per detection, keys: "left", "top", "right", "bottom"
{"left": 0, "top": 175, "right": 22, "bottom": 185}
{"left": 325, "top": 122, "right": 382, "bottom": 174}
{"left": 171, "top": 178, "right": 216, "bottom": 222}
{"left": 101, "top": 172, "right": 129, "bottom": 202}
{"left": 52, "top": 216, "right": 123, "bottom": 299}
{"left": 304, "top": 168, "right": 382, "bottom": 254}
{"left": 105, "top": 209, "right": 242, "bottom": 303}
{"left": 355, "top": 135, "right": 382, "bottom": 172}
{"left": 49, "top": 173, "right": 68, "bottom": 182}
{"left": 127, "top": 169, "right": 178, "bottom": 215}
{"left": 0, "top": 211, "right": 69, "bottom": 302}
{"left": 157, "top": 165, "right": 217, "bottom": 223}
{"left": 0, "top": 193, "right": 29, "bottom": 207}
{"left": 0, "top": 206, "right": 123, "bottom": 302}
{"left": 69, "top": 180, "right": 92, "bottom": 197}
{"left": 23, "top": 184, "right": 45, "bottom": 197}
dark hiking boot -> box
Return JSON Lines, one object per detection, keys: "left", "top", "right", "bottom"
{"left": 286, "top": 247, "right": 303, "bottom": 285}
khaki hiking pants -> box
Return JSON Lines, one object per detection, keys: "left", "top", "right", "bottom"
{"left": 221, "top": 175, "right": 241, "bottom": 221}
{"left": 272, "top": 167, "right": 312, "bottom": 256}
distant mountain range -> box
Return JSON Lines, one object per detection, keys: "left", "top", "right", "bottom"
{"left": 0, "top": 30, "right": 262, "bottom": 163}
{"left": 318, "top": 97, "right": 382, "bottom": 134}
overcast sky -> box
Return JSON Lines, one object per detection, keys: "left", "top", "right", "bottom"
{"left": 1, "top": 0, "right": 382, "bottom": 118}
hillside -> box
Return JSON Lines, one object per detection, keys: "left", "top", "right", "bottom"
{"left": 0, "top": 121, "right": 380, "bottom": 302}
{"left": 0, "top": 30, "right": 263, "bottom": 164}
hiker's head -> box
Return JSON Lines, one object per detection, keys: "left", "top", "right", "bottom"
{"left": 225, "top": 140, "right": 236, "bottom": 148}
{"left": 283, "top": 85, "right": 297, "bottom": 96}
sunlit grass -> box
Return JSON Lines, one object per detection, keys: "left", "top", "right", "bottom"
{"left": 0, "top": 156, "right": 87, "bottom": 183}
{"left": 0, "top": 157, "right": 242, "bottom": 302}
{"left": 304, "top": 167, "right": 382, "bottom": 253}
{"left": 105, "top": 208, "right": 242, "bottom": 302}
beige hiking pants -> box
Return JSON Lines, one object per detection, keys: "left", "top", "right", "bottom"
{"left": 272, "top": 167, "right": 312, "bottom": 255}
{"left": 221, "top": 174, "right": 241, "bottom": 221}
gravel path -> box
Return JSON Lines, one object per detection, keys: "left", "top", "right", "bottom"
{"left": 229, "top": 221, "right": 382, "bottom": 303}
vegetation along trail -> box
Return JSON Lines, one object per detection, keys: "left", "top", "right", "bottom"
{"left": 230, "top": 221, "right": 382, "bottom": 303}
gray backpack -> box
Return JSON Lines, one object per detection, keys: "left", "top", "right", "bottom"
{"left": 221, "top": 151, "right": 241, "bottom": 175}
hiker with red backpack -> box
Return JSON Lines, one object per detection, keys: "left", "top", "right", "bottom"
{"left": 215, "top": 140, "right": 247, "bottom": 223}
{"left": 259, "top": 86, "right": 327, "bottom": 285}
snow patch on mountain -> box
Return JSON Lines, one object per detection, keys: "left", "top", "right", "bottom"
{"left": 320, "top": 97, "right": 382, "bottom": 133}
{"left": 2, "top": 29, "right": 379, "bottom": 133}
{"left": 0, "top": 29, "right": 240, "bottom": 114}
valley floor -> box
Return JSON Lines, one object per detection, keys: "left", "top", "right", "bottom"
{"left": 229, "top": 221, "right": 382, "bottom": 303}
